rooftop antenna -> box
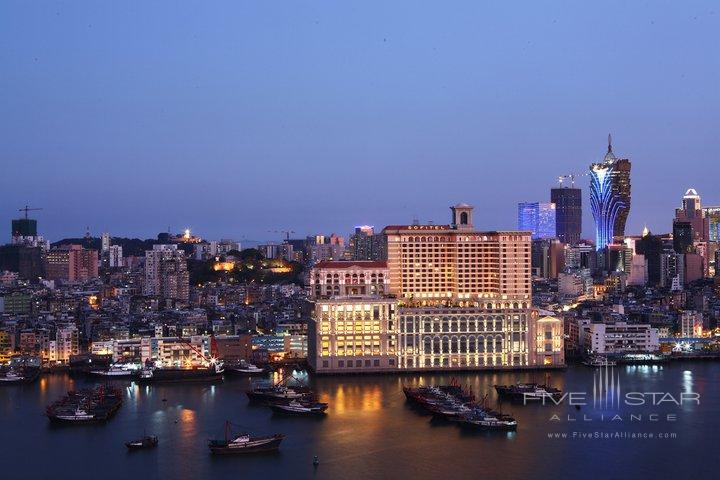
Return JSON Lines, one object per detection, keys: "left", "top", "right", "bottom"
{"left": 412, "top": 215, "right": 419, "bottom": 226}
{"left": 607, "top": 133, "right": 613, "bottom": 153}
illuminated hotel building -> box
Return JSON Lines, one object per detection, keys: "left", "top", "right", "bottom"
{"left": 308, "top": 296, "right": 398, "bottom": 373}
{"left": 590, "top": 135, "right": 631, "bottom": 250}
{"left": 384, "top": 204, "right": 531, "bottom": 304}
{"left": 309, "top": 261, "right": 388, "bottom": 298}
{"left": 308, "top": 260, "right": 398, "bottom": 373}
{"left": 308, "top": 204, "right": 564, "bottom": 373}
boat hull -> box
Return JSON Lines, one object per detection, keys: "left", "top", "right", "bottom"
{"left": 269, "top": 404, "right": 327, "bottom": 416}
{"left": 209, "top": 436, "right": 284, "bottom": 455}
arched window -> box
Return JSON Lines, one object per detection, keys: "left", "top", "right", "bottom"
{"left": 460, "top": 212, "right": 468, "bottom": 224}
{"left": 424, "top": 337, "right": 432, "bottom": 354}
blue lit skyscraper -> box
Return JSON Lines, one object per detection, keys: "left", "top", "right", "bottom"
{"left": 518, "top": 202, "right": 556, "bottom": 239}
{"left": 589, "top": 135, "right": 632, "bottom": 250}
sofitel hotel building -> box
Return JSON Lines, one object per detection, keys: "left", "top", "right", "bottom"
{"left": 308, "top": 204, "right": 564, "bottom": 374}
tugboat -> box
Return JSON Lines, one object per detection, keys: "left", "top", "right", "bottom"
{"left": 494, "top": 383, "right": 562, "bottom": 402}
{"left": 125, "top": 434, "right": 159, "bottom": 450}
{"left": 208, "top": 421, "right": 284, "bottom": 455}
{"left": 269, "top": 399, "right": 328, "bottom": 416}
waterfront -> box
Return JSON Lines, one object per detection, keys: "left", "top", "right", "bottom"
{"left": 1, "top": 362, "right": 718, "bottom": 480}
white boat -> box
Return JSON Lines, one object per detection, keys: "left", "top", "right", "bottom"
{"left": 53, "top": 408, "right": 96, "bottom": 422}
{"left": 227, "top": 362, "right": 265, "bottom": 376}
{"left": 269, "top": 400, "right": 328, "bottom": 415}
{"left": 583, "top": 356, "right": 617, "bottom": 367}
{"left": 0, "top": 371, "right": 25, "bottom": 383}
{"left": 90, "top": 365, "right": 137, "bottom": 377}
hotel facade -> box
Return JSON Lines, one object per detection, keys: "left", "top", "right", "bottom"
{"left": 308, "top": 204, "right": 564, "bottom": 374}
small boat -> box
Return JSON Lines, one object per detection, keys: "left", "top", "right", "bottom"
{"left": 208, "top": 421, "right": 284, "bottom": 455}
{"left": 226, "top": 362, "right": 266, "bottom": 376}
{"left": 246, "top": 385, "right": 306, "bottom": 404}
{"left": 90, "top": 364, "right": 137, "bottom": 378}
{"left": 269, "top": 400, "right": 328, "bottom": 416}
{"left": 458, "top": 410, "right": 518, "bottom": 431}
{"left": 0, "top": 367, "right": 40, "bottom": 385}
{"left": 125, "top": 435, "right": 158, "bottom": 450}
{"left": 583, "top": 355, "right": 617, "bottom": 367}
{"left": 0, "top": 370, "right": 26, "bottom": 384}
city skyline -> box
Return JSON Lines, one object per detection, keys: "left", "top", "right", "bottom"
{"left": 1, "top": 2, "right": 719, "bottom": 241}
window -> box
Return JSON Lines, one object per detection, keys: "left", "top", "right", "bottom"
{"left": 338, "top": 360, "right": 344, "bottom": 367}
{"left": 373, "top": 359, "right": 380, "bottom": 367}
{"left": 322, "top": 361, "right": 328, "bottom": 368}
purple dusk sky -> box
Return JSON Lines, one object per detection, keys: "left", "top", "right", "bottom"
{"left": 1, "top": 1, "right": 718, "bottom": 243}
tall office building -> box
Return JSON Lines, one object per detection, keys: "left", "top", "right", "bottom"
{"left": 551, "top": 187, "right": 582, "bottom": 244}
{"left": 517, "top": 202, "right": 556, "bottom": 239}
{"left": 589, "top": 135, "right": 631, "bottom": 250}
{"left": 143, "top": 244, "right": 189, "bottom": 301}
{"left": 675, "top": 188, "right": 709, "bottom": 242}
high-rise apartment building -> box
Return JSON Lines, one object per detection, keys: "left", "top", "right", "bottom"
{"left": 143, "top": 244, "right": 189, "bottom": 301}
{"left": 44, "top": 245, "right": 99, "bottom": 282}
{"left": 551, "top": 187, "right": 582, "bottom": 244}
{"left": 590, "top": 135, "right": 631, "bottom": 250}
{"left": 518, "top": 202, "right": 556, "bottom": 239}
{"left": 347, "top": 226, "right": 387, "bottom": 261}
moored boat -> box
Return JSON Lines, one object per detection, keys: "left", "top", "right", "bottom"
{"left": 90, "top": 364, "right": 139, "bottom": 378}
{"left": 138, "top": 362, "right": 224, "bottom": 384}
{"left": 0, "top": 367, "right": 40, "bottom": 385}
{"left": 46, "top": 385, "right": 123, "bottom": 424}
{"left": 246, "top": 385, "right": 306, "bottom": 403}
{"left": 269, "top": 399, "right": 328, "bottom": 416}
{"left": 457, "top": 410, "right": 518, "bottom": 431}
{"left": 582, "top": 355, "right": 617, "bottom": 367}
{"left": 225, "top": 361, "right": 266, "bottom": 376}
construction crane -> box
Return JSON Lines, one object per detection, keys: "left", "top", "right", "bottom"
{"left": 269, "top": 230, "right": 295, "bottom": 242}
{"left": 19, "top": 205, "right": 42, "bottom": 219}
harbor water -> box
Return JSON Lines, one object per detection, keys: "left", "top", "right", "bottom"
{"left": 1, "top": 362, "right": 717, "bottom": 480}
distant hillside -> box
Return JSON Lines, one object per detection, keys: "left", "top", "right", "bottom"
{"left": 52, "top": 237, "right": 161, "bottom": 257}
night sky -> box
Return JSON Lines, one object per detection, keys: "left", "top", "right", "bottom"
{"left": 1, "top": 1, "right": 718, "bottom": 243}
